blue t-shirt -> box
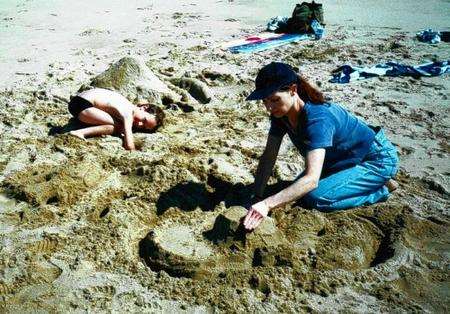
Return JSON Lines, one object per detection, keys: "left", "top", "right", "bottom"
{"left": 269, "top": 102, "right": 375, "bottom": 176}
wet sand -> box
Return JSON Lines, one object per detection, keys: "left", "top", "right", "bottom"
{"left": 0, "top": 0, "right": 449, "bottom": 312}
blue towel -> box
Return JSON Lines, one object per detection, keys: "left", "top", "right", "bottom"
{"left": 228, "top": 33, "right": 310, "bottom": 54}
{"left": 330, "top": 61, "right": 450, "bottom": 83}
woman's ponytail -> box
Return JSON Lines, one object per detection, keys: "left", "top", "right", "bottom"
{"left": 297, "top": 74, "right": 325, "bottom": 104}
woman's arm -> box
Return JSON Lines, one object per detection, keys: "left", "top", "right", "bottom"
{"left": 253, "top": 134, "right": 284, "bottom": 200}
{"left": 244, "top": 148, "right": 325, "bottom": 230}
{"left": 265, "top": 148, "right": 324, "bottom": 208}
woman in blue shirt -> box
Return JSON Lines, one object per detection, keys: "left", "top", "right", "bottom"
{"left": 243, "top": 62, "right": 399, "bottom": 230}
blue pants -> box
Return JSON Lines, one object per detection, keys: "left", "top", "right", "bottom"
{"left": 301, "top": 129, "right": 399, "bottom": 211}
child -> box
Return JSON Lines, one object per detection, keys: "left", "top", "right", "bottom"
{"left": 68, "top": 88, "right": 164, "bottom": 150}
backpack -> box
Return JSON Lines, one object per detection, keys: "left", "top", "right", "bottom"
{"left": 284, "top": 1, "right": 325, "bottom": 34}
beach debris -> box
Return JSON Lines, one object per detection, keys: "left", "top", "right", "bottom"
{"left": 91, "top": 57, "right": 180, "bottom": 104}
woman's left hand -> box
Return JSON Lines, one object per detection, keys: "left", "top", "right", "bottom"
{"left": 243, "top": 200, "right": 270, "bottom": 230}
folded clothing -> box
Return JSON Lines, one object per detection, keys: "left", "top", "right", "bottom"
{"left": 266, "top": 16, "right": 289, "bottom": 32}
{"left": 417, "top": 29, "right": 450, "bottom": 44}
{"left": 330, "top": 61, "right": 450, "bottom": 83}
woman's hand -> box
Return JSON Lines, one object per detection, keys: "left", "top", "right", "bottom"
{"left": 243, "top": 200, "right": 270, "bottom": 231}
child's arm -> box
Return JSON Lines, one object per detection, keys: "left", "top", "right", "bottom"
{"left": 122, "top": 118, "right": 135, "bottom": 150}
{"left": 100, "top": 100, "right": 136, "bottom": 151}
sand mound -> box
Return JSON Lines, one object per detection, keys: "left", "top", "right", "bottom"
{"left": 90, "top": 57, "right": 180, "bottom": 104}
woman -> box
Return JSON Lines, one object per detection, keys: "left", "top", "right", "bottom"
{"left": 68, "top": 88, "right": 164, "bottom": 150}
{"left": 243, "top": 62, "right": 399, "bottom": 230}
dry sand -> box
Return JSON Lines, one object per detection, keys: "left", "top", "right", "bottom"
{"left": 0, "top": 0, "right": 449, "bottom": 312}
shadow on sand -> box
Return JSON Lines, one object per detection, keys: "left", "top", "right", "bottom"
{"left": 156, "top": 175, "right": 292, "bottom": 215}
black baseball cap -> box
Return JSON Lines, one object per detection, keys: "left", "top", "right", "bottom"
{"left": 246, "top": 62, "right": 298, "bottom": 101}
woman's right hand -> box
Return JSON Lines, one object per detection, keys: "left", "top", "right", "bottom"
{"left": 243, "top": 200, "right": 270, "bottom": 231}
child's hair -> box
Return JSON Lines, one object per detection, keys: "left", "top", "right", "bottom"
{"left": 138, "top": 103, "right": 166, "bottom": 131}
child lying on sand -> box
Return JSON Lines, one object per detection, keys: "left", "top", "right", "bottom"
{"left": 68, "top": 88, "right": 164, "bottom": 150}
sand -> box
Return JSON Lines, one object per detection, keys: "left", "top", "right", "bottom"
{"left": 0, "top": 0, "right": 449, "bottom": 312}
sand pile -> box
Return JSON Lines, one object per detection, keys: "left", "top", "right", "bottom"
{"left": 0, "top": 2, "right": 449, "bottom": 312}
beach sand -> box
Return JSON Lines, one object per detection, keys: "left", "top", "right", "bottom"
{"left": 0, "top": 0, "right": 449, "bottom": 312}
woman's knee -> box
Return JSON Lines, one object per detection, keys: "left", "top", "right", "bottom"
{"left": 301, "top": 190, "right": 332, "bottom": 209}
{"left": 389, "top": 150, "right": 400, "bottom": 178}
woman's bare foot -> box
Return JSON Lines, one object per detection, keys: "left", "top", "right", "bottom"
{"left": 69, "top": 130, "right": 86, "bottom": 140}
{"left": 385, "top": 179, "right": 399, "bottom": 192}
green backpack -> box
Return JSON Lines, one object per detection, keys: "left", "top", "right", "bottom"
{"left": 285, "top": 1, "right": 324, "bottom": 34}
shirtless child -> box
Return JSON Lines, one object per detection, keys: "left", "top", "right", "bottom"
{"left": 68, "top": 88, "right": 164, "bottom": 150}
